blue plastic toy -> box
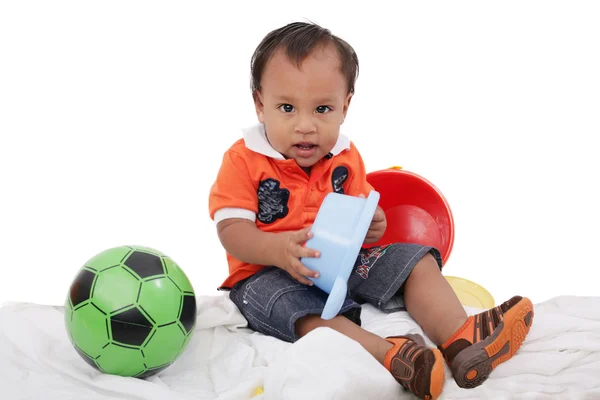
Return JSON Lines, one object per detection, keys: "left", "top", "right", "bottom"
{"left": 301, "top": 190, "right": 380, "bottom": 319}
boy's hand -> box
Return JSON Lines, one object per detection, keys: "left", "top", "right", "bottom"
{"left": 275, "top": 226, "right": 320, "bottom": 285}
{"left": 359, "top": 193, "right": 387, "bottom": 244}
{"left": 364, "top": 205, "right": 387, "bottom": 244}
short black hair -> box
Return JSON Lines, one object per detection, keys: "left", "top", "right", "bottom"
{"left": 250, "top": 21, "right": 359, "bottom": 95}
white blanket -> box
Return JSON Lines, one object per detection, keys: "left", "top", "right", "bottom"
{"left": 1, "top": 295, "right": 599, "bottom": 399}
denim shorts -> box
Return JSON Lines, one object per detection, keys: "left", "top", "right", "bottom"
{"left": 229, "top": 243, "right": 442, "bottom": 343}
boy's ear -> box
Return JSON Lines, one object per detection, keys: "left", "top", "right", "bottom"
{"left": 341, "top": 92, "right": 353, "bottom": 124}
{"left": 253, "top": 90, "right": 265, "bottom": 123}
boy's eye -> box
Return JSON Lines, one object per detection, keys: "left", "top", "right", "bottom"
{"left": 316, "top": 105, "right": 331, "bottom": 114}
{"left": 279, "top": 104, "right": 294, "bottom": 113}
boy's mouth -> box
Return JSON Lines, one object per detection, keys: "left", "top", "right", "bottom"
{"left": 293, "top": 142, "right": 318, "bottom": 158}
{"left": 295, "top": 142, "right": 316, "bottom": 150}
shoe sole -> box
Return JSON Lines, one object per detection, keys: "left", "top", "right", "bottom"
{"left": 426, "top": 348, "right": 445, "bottom": 400}
{"left": 451, "top": 297, "right": 534, "bottom": 388}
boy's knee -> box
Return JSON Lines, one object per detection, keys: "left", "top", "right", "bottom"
{"left": 295, "top": 314, "right": 323, "bottom": 338}
{"left": 414, "top": 252, "right": 442, "bottom": 274}
{"left": 295, "top": 313, "right": 353, "bottom": 338}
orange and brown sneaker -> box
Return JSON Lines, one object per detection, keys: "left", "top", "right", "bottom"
{"left": 440, "top": 296, "right": 534, "bottom": 389}
{"left": 384, "top": 333, "right": 445, "bottom": 400}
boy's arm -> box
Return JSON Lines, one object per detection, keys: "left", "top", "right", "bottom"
{"left": 210, "top": 148, "right": 319, "bottom": 284}
{"left": 217, "top": 218, "right": 320, "bottom": 285}
{"left": 217, "top": 218, "right": 281, "bottom": 267}
{"left": 345, "top": 142, "right": 387, "bottom": 243}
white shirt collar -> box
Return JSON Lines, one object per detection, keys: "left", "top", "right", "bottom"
{"left": 242, "top": 123, "right": 350, "bottom": 160}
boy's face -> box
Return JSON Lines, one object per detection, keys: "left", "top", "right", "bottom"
{"left": 253, "top": 44, "right": 352, "bottom": 171}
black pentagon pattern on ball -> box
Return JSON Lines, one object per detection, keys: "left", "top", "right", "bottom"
{"left": 124, "top": 251, "right": 165, "bottom": 279}
{"left": 179, "top": 294, "right": 196, "bottom": 334}
{"left": 136, "top": 363, "right": 172, "bottom": 379}
{"left": 73, "top": 345, "right": 100, "bottom": 371}
{"left": 70, "top": 269, "right": 97, "bottom": 307}
{"left": 110, "top": 307, "right": 153, "bottom": 347}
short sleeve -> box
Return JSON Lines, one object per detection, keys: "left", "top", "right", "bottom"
{"left": 344, "top": 143, "right": 375, "bottom": 196}
{"left": 208, "top": 150, "right": 258, "bottom": 223}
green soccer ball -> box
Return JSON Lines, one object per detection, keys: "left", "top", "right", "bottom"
{"left": 64, "top": 245, "right": 197, "bottom": 378}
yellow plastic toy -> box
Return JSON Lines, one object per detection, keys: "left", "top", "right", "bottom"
{"left": 445, "top": 276, "right": 495, "bottom": 309}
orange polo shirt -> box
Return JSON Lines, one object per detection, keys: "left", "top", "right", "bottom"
{"left": 209, "top": 124, "right": 374, "bottom": 289}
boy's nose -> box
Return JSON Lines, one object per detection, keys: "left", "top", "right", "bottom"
{"left": 294, "top": 113, "right": 317, "bottom": 134}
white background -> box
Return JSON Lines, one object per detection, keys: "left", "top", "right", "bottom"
{"left": 1, "top": 1, "right": 599, "bottom": 307}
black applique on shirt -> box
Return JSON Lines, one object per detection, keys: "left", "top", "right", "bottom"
{"left": 332, "top": 166, "right": 349, "bottom": 194}
{"left": 257, "top": 178, "right": 290, "bottom": 224}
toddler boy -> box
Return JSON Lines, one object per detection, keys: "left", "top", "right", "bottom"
{"left": 209, "top": 22, "right": 534, "bottom": 399}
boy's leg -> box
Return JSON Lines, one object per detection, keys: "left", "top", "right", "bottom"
{"left": 402, "top": 253, "right": 468, "bottom": 345}
{"left": 296, "top": 314, "right": 392, "bottom": 363}
{"left": 230, "top": 265, "right": 443, "bottom": 399}
{"left": 231, "top": 264, "right": 447, "bottom": 399}
{"left": 296, "top": 315, "right": 445, "bottom": 400}
{"left": 403, "top": 254, "right": 534, "bottom": 389}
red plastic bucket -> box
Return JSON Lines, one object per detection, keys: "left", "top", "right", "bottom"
{"left": 365, "top": 167, "right": 455, "bottom": 265}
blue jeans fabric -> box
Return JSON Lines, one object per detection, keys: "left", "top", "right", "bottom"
{"left": 229, "top": 243, "right": 442, "bottom": 342}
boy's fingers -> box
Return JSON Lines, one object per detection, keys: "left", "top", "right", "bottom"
{"left": 291, "top": 268, "right": 315, "bottom": 286}
{"left": 373, "top": 207, "right": 385, "bottom": 221}
{"left": 294, "top": 226, "right": 313, "bottom": 243}
{"left": 365, "top": 227, "right": 383, "bottom": 243}
{"left": 286, "top": 267, "right": 309, "bottom": 285}
{"left": 298, "top": 245, "right": 320, "bottom": 260}
{"left": 292, "top": 259, "right": 319, "bottom": 279}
